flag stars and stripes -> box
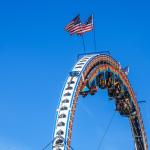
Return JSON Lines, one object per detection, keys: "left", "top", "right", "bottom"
{"left": 77, "top": 15, "right": 93, "bottom": 35}
{"left": 65, "top": 15, "right": 81, "bottom": 35}
{"left": 65, "top": 15, "right": 94, "bottom": 35}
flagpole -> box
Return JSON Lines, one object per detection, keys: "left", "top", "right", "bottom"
{"left": 81, "top": 34, "right": 86, "bottom": 53}
{"left": 93, "top": 13, "right": 97, "bottom": 52}
{"left": 79, "top": 20, "right": 86, "bottom": 53}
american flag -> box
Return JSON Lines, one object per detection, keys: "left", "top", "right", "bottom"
{"left": 77, "top": 15, "right": 93, "bottom": 35}
{"left": 65, "top": 15, "right": 82, "bottom": 35}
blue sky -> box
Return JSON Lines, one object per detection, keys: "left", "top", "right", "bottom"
{"left": 0, "top": 0, "right": 150, "bottom": 149}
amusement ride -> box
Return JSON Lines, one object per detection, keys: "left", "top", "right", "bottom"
{"left": 43, "top": 15, "right": 148, "bottom": 150}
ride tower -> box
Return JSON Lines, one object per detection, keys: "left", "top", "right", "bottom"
{"left": 52, "top": 52, "right": 148, "bottom": 150}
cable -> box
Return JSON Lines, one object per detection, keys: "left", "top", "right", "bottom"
{"left": 42, "top": 139, "right": 54, "bottom": 150}
{"left": 96, "top": 111, "right": 116, "bottom": 150}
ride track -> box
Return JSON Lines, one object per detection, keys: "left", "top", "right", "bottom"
{"left": 52, "top": 52, "right": 148, "bottom": 150}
